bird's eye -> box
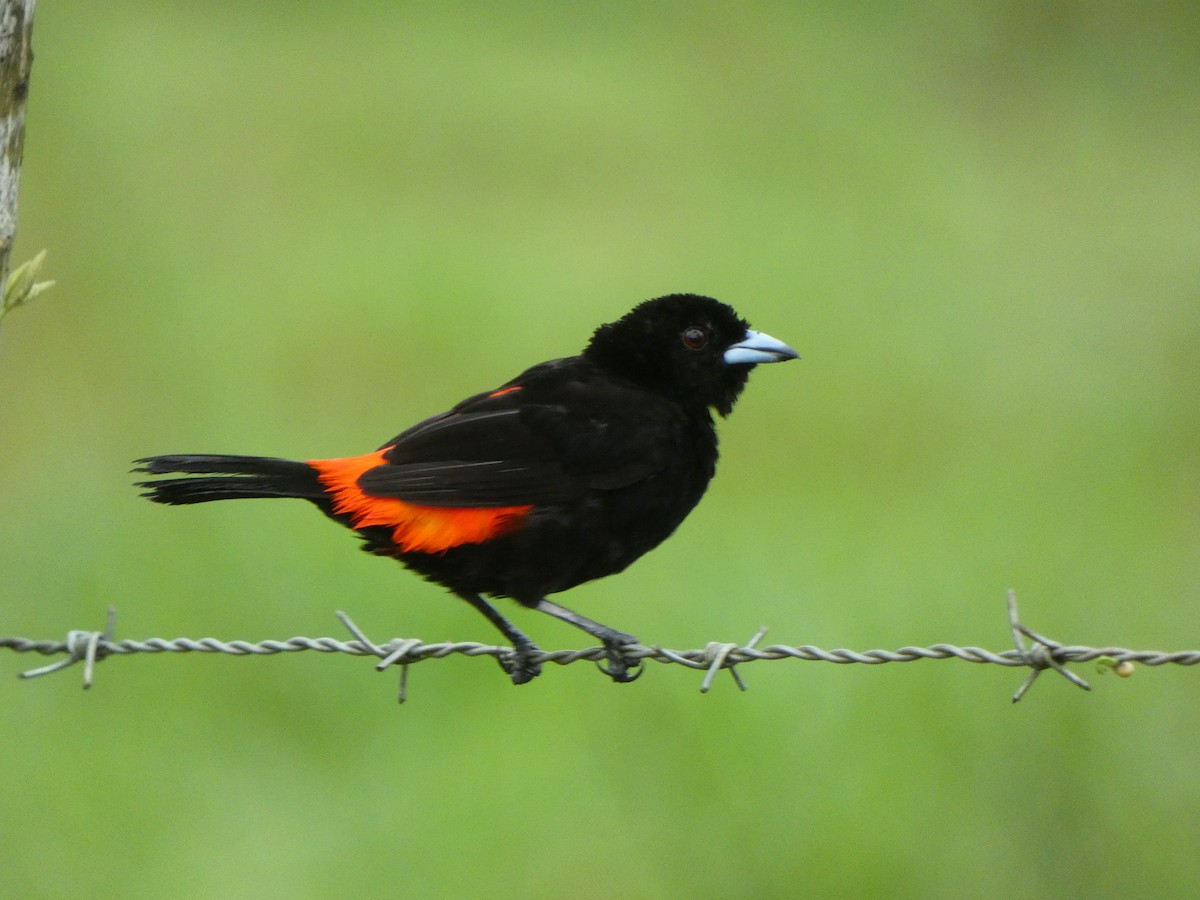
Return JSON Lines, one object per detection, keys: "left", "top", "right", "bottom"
{"left": 681, "top": 326, "right": 708, "bottom": 350}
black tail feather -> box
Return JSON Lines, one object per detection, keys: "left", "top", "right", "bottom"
{"left": 135, "top": 454, "right": 325, "bottom": 506}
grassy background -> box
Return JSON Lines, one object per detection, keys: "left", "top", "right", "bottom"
{"left": 3, "top": 2, "right": 1198, "bottom": 896}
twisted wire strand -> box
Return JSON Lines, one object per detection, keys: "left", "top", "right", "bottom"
{"left": 6, "top": 633, "right": 1197, "bottom": 669}
{"left": 3, "top": 592, "right": 1196, "bottom": 701}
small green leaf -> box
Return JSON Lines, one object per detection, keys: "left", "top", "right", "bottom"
{"left": 1095, "top": 656, "right": 1134, "bottom": 677}
{"left": 0, "top": 248, "right": 54, "bottom": 324}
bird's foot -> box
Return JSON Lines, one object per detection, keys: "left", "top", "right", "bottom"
{"left": 526, "top": 599, "right": 645, "bottom": 684}
{"left": 499, "top": 638, "right": 543, "bottom": 685}
{"left": 597, "top": 635, "right": 644, "bottom": 684}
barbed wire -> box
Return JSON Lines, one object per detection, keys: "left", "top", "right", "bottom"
{"left": 3, "top": 591, "right": 1197, "bottom": 702}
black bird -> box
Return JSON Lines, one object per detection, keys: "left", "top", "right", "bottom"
{"left": 136, "top": 293, "right": 798, "bottom": 683}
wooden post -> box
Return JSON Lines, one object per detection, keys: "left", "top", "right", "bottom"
{"left": 0, "top": 1, "right": 48, "bottom": 330}
{"left": 0, "top": 1, "right": 35, "bottom": 295}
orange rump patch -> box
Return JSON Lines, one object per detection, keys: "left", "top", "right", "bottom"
{"left": 308, "top": 448, "right": 531, "bottom": 554}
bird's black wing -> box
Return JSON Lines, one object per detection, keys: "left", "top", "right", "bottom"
{"left": 357, "top": 358, "right": 685, "bottom": 508}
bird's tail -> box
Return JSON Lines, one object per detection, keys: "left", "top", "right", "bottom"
{"left": 134, "top": 454, "right": 326, "bottom": 505}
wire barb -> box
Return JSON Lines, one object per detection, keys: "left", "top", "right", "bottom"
{"left": 698, "top": 625, "right": 769, "bottom": 693}
{"left": 336, "top": 610, "right": 428, "bottom": 703}
{"left": 1007, "top": 589, "right": 1092, "bottom": 702}
{"left": 17, "top": 606, "right": 116, "bottom": 688}
{"left": 5, "top": 594, "right": 1197, "bottom": 701}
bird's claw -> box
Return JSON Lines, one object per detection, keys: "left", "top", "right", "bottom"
{"left": 597, "top": 640, "right": 644, "bottom": 683}
{"left": 499, "top": 640, "right": 543, "bottom": 685}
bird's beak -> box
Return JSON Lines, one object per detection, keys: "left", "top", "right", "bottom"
{"left": 723, "top": 330, "right": 800, "bottom": 365}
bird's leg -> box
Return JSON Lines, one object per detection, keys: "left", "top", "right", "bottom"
{"left": 531, "top": 598, "right": 644, "bottom": 683}
{"left": 458, "top": 593, "right": 542, "bottom": 685}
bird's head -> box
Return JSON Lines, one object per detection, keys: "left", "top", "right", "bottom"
{"left": 584, "top": 293, "right": 799, "bottom": 416}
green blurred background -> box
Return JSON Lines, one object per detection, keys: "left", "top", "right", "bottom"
{"left": 4, "top": 2, "right": 1199, "bottom": 896}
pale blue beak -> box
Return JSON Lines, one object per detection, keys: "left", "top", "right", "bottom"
{"left": 723, "top": 329, "right": 800, "bottom": 365}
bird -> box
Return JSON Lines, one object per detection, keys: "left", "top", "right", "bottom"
{"left": 135, "top": 293, "right": 798, "bottom": 684}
